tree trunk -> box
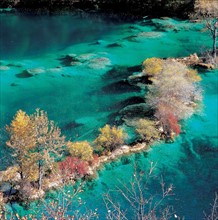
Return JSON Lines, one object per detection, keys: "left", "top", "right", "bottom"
{"left": 38, "top": 161, "right": 43, "bottom": 190}
{"left": 19, "top": 163, "right": 23, "bottom": 180}
{"left": 212, "top": 21, "right": 217, "bottom": 62}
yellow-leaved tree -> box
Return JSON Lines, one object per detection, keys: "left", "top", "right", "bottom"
{"left": 94, "top": 124, "right": 126, "bottom": 153}
{"left": 186, "top": 69, "right": 202, "bottom": 82}
{"left": 143, "top": 58, "right": 202, "bottom": 82}
{"left": 30, "top": 109, "right": 66, "bottom": 190}
{"left": 142, "top": 58, "right": 163, "bottom": 79}
{"left": 6, "top": 110, "right": 36, "bottom": 180}
{"left": 67, "top": 141, "right": 93, "bottom": 161}
{"left": 135, "top": 119, "right": 160, "bottom": 142}
{"left": 6, "top": 109, "right": 66, "bottom": 190}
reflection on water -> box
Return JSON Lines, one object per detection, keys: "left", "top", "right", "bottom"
{"left": 0, "top": 14, "right": 117, "bottom": 59}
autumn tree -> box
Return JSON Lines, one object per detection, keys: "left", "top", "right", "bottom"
{"left": 193, "top": 0, "right": 218, "bottom": 63}
{"left": 67, "top": 141, "right": 93, "bottom": 161}
{"left": 143, "top": 59, "right": 202, "bottom": 138}
{"left": 30, "top": 109, "right": 66, "bottom": 190}
{"left": 142, "top": 57, "right": 164, "bottom": 79}
{"left": 94, "top": 124, "right": 126, "bottom": 153}
{"left": 6, "top": 110, "right": 36, "bottom": 181}
{"left": 135, "top": 118, "right": 160, "bottom": 142}
{"left": 59, "top": 157, "right": 89, "bottom": 181}
{"left": 143, "top": 57, "right": 202, "bottom": 82}
{"left": 186, "top": 68, "right": 202, "bottom": 82}
{"left": 6, "top": 109, "right": 66, "bottom": 191}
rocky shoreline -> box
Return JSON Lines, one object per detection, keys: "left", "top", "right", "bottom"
{"left": 170, "top": 53, "right": 216, "bottom": 69}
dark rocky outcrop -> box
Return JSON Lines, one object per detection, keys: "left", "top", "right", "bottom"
{"left": 103, "top": 65, "right": 141, "bottom": 81}
{"left": 119, "top": 103, "right": 153, "bottom": 121}
{"left": 101, "top": 80, "right": 141, "bottom": 94}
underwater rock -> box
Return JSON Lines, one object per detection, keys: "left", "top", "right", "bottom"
{"left": 107, "top": 42, "right": 123, "bottom": 48}
{"left": 107, "top": 112, "right": 123, "bottom": 126}
{"left": 112, "top": 96, "right": 145, "bottom": 111}
{"left": 10, "top": 83, "right": 19, "bottom": 87}
{"left": 16, "top": 70, "right": 34, "bottom": 78}
{"left": 128, "top": 25, "right": 142, "bottom": 31}
{"left": 7, "top": 62, "right": 23, "bottom": 68}
{"left": 47, "top": 67, "right": 62, "bottom": 73}
{"left": 119, "top": 103, "right": 152, "bottom": 121}
{"left": 87, "top": 57, "right": 111, "bottom": 69}
{"left": 77, "top": 53, "right": 96, "bottom": 62}
{"left": 90, "top": 40, "right": 105, "bottom": 45}
{"left": 127, "top": 65, "right": 142, "bottom": 72}
{"left": 62, "top": 121, "right": 83, "bottom": 131}
{"left": 136, "top": 31, "right": 163, "bottom": 39}
{"left": 102, "top": 80, "right": 140, "bottom": 94}
{"left": 26, "top": 68, "right": 45, "bottom": 75}
{"left": 75, "top": 117, "right": 99, "bottom": 128}
{"left": 124, "top": 32, "right": 163, "bottom": 42}
{"left": 103, "top": 66, "right": 132, "bottom": 80}
{"left": 128, "top": 73, "right": 151, "bottom": 86}
{"left": 59, "top": 54, "right": 78, "bottom": 66}
{"left": 123, "top": 35, "right": 138, "bottom": 42}
{"left": 0, "top": 65, "right": 9, "bottom": 71}
{"left": 70, "top": 61, "right": 82, "bottom": 66}
{"left": 151, "top": 19, "right": 177, "bottom": 32}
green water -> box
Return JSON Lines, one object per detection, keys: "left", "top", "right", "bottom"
{"left": 0, "top": 14, "right": 217, "bottom": 219}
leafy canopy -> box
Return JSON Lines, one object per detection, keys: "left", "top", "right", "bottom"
{"left": 142, "top": 58, "right": 163, "bottom": 78}
{"left": 67, "top": 141, "right": 93, "bottom": 161}
{"left": 143, "top": 59, "right": 202, "bottom": 137}
{"left": 135, "top": 119, "right": 160, "bottom": 142}
{"left": 94, "top": 124, "right": 126, "bottom": 152}
{"left": 6, "top": 109, "right": 65, "bottom": 187}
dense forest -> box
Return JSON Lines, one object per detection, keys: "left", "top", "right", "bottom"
{"left": 0, "top": 0, "right": 194, "bottom": 18}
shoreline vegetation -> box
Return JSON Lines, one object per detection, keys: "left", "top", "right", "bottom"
{"left": 0, "top": 0, "right": 195, "bottom": 19}
{"left": 0, "top": 56, "right": 203, "bottom": 210}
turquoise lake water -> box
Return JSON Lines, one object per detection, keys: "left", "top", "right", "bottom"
{"left": 0, "top": 13, "right": 217, "bottom": 219}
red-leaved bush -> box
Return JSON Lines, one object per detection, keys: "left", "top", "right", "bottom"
{"left": 59, "top": 157, "right": 89, "bottom": 179}
{"left": 155, "top": 104, "right": 181, "bottom": 136}
{"left": 167, "top": 113, "right": 181, "bottom": 135}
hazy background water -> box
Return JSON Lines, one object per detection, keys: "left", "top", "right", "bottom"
{"left": 0, "top": 13, "right": 217, "bottom": 219}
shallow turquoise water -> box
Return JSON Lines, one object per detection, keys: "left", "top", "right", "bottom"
{"left": 0, "top": 14, "right": 217, "bottom": 219}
